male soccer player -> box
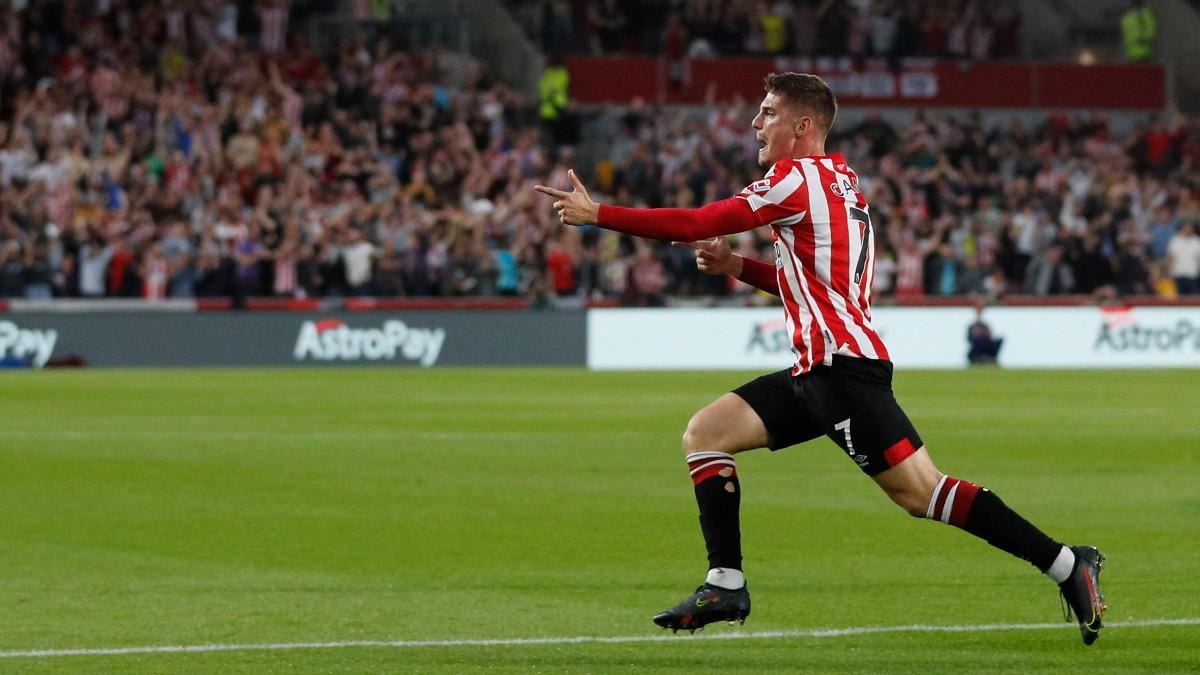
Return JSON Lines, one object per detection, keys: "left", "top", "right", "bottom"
{"left": 534, "top": 73, "right": 1106, "bottom": 645}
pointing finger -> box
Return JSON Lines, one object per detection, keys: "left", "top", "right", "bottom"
{"left": 534, "top": 185, "right": 569, "bottom": 198}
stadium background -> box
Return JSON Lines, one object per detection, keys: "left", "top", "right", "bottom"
{"left": 1, "top": 1, "right": 1198, "bottom": 672}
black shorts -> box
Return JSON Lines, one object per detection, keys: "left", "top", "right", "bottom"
{"left": 732, "top": 356, "right": 923, "bottom": 476}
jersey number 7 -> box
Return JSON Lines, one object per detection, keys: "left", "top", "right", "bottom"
{"left": 849, "top": 206, "right": 871, "bottom": 285}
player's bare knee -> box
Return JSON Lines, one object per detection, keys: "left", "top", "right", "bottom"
{"left": 681, "top": 419, "right": 703, "bottom": 455}
{"left": 682, "top": 413, "right": 718, "bottom": 455}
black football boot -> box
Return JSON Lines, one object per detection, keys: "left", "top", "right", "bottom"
{"left": 1059, "top": 545, "right": 1107, "bottom": 645}
{"left": 652, "top": 584, "right": 751, "bottom": 633}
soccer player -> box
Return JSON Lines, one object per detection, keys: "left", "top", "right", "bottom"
{"left": 534, "top": 73, "right": 1106, "bottom": 645}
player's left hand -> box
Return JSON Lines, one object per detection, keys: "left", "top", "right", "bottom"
{"left": 534, "top": 170, "right": 600, "bottom": 226}
{"left": 677, "top": 237, "right": 743, "bottom": 277}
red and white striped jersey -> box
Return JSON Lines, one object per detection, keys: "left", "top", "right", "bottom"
{"left": 735, "top": 154, "right": 890, "bottom": 374}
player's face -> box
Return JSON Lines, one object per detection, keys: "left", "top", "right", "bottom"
{"left": 751, "top": 92, "right": 802, "bottom": 167}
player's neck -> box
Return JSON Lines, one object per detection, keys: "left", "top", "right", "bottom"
{"left": 793, "top": 139, "right": 827, "bottom": 158}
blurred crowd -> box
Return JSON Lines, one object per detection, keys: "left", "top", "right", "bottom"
{"left": 2, "top": 1, "right": 1199, "bottom": 307}
{"left": 511, "top": 0, "right": 1022, "bottom": 61}
{"left": 0, "top": 0, "right": 554, "bottom": 302}
{"left": 589, "top": 101, "right": 1200, "bottom": 302}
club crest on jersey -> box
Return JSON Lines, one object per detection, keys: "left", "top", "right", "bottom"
{"left": 749, "top": 179, "right": 772, "bottom": 194}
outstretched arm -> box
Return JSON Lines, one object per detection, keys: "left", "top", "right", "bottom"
{"left": 599, "top": 199, "right": 760, "bottom": 241}
{"left": 534, "top": 170, "right": 760, "bottom": 241}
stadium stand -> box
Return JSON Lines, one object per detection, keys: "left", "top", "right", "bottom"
{"left": 1, "top": 0, "right": 1199, "bottom": 307}
{"left": 508, "top": 0, "right": 1023, "bottom": 60}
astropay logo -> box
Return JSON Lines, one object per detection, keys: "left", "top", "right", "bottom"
{"left": 0, "top": 320, "right": 57, "bottom": 367}
{"left": 747, "top": 318, "right": 792, "bottom": 354}
{"left": 1093, "top": 307, "right": 1200, "bottom": 353}
{"left": 293, "top": 318, "right": 445, "bottom": 366}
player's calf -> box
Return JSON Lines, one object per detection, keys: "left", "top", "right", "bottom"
{"left": 922, "top": 475, "right": 1065, "bottom": 573}
{"left": 922, "top": 474, "right": 1107, "bottom": 643}
{"left": 887, "top": 487, "right": 935, "bottom": 518}
{"left": 686, "top": 451, "right": 743, "bottom": 573}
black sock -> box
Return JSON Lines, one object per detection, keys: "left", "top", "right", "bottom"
{"left": 928, "top": 476, "right": 1062, "bottom": 572}
{"left": 686, "top": 452, "right": 742, "bottom": 570}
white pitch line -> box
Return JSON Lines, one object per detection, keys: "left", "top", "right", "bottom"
{"left": 1, "top": 618, "right": 1197, "bottom": 659}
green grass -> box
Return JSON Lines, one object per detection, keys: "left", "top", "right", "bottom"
{"left": 1, "top": 368, "right": 1198, "bottom": 673}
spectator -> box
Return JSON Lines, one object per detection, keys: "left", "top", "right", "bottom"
{"left": 23, "top": 242, "right": 55, "bottom": 300}
{"left": 870, "top": 2, "right": 899, "bottom": 58}
{"left": 1166, "top": 222, "right": 1200, "bottom": 294}
{"left": 1114, "top": 236, "right": 1152, "bottom": 295}
{"left": 544, "top": 233, "right": 576, "bottom": 296}
{"left": 492, "top": 238, "right": 521, "bottom": 296}
{"left": 967, "top": 302, "right": 1003, "bottom": 365}
{"left": 142, "top": 242, "right": 170, "bottom": 300}
{"left": 1070, "top": 231, "right": 1114, "bottom": 294}
{"left": 759, "top": 2, "right": 789, "bottom": 55}
{"left": 78, "top": 237, "right": 115, "bottom": 298}
{"left": 539, "top": 53, "right": 573, "bottom": 146}
{"left": 1148, "top": 206, "right": 1178, "bottom": 259}
{"left": 627, "top": 240, "right": 666, "bottom": 306}
{"left": 589, "top": 0, "right": 627, "bottom": 53}
{"left": 1121, "top": 0, "right": 1156, "bottom": 63}
{"left": 341, "top": 227, "right": 377, "bottom": 296}
{"left": 0, "top": 241, "right": 23, "bottom": 297}
{"left": 790, "top": 1, "right": 818, "bottom": 54}
{"left": 1025, "top": 245, "right": 1075, "bottom": 295}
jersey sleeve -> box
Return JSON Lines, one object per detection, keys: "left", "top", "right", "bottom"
{"left": 734, "top": 256, "right": 780, "bottom": 296}
{"left": 596, "top": 197, "right": 760, "bottom": 242}
{"left": 734, "top": 159, "right": 808, "bottom": 227}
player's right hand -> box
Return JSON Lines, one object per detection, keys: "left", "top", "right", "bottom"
{"left": 677, "top": 237, "right": 742, "bottom": 277}
{"left": 534, "top": 170, "right": 600, "bottom": 226}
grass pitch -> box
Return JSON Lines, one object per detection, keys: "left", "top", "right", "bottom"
{"left": 1, "top": 367, "right": 1198, "bottom": 673}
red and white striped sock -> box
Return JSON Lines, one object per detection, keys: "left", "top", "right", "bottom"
{"left": 687, "top": 451, "right": 738, "bottom": 485}
{"left": 926, "top": 474, "right": 1067, "bottom": 578}
{"left": 925, "top": 475, "right": 981, "bottom": 527}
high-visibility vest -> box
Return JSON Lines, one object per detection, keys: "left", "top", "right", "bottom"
{"left": 539, "top": 65, "right": 570, "bottom": 121}
{"left": 1121, "top": 7, "right": 1156, "bottom": 61}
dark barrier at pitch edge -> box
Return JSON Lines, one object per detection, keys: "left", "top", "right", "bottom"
{"left": 0, "top": 311, "right": 587, "bottom": 368}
